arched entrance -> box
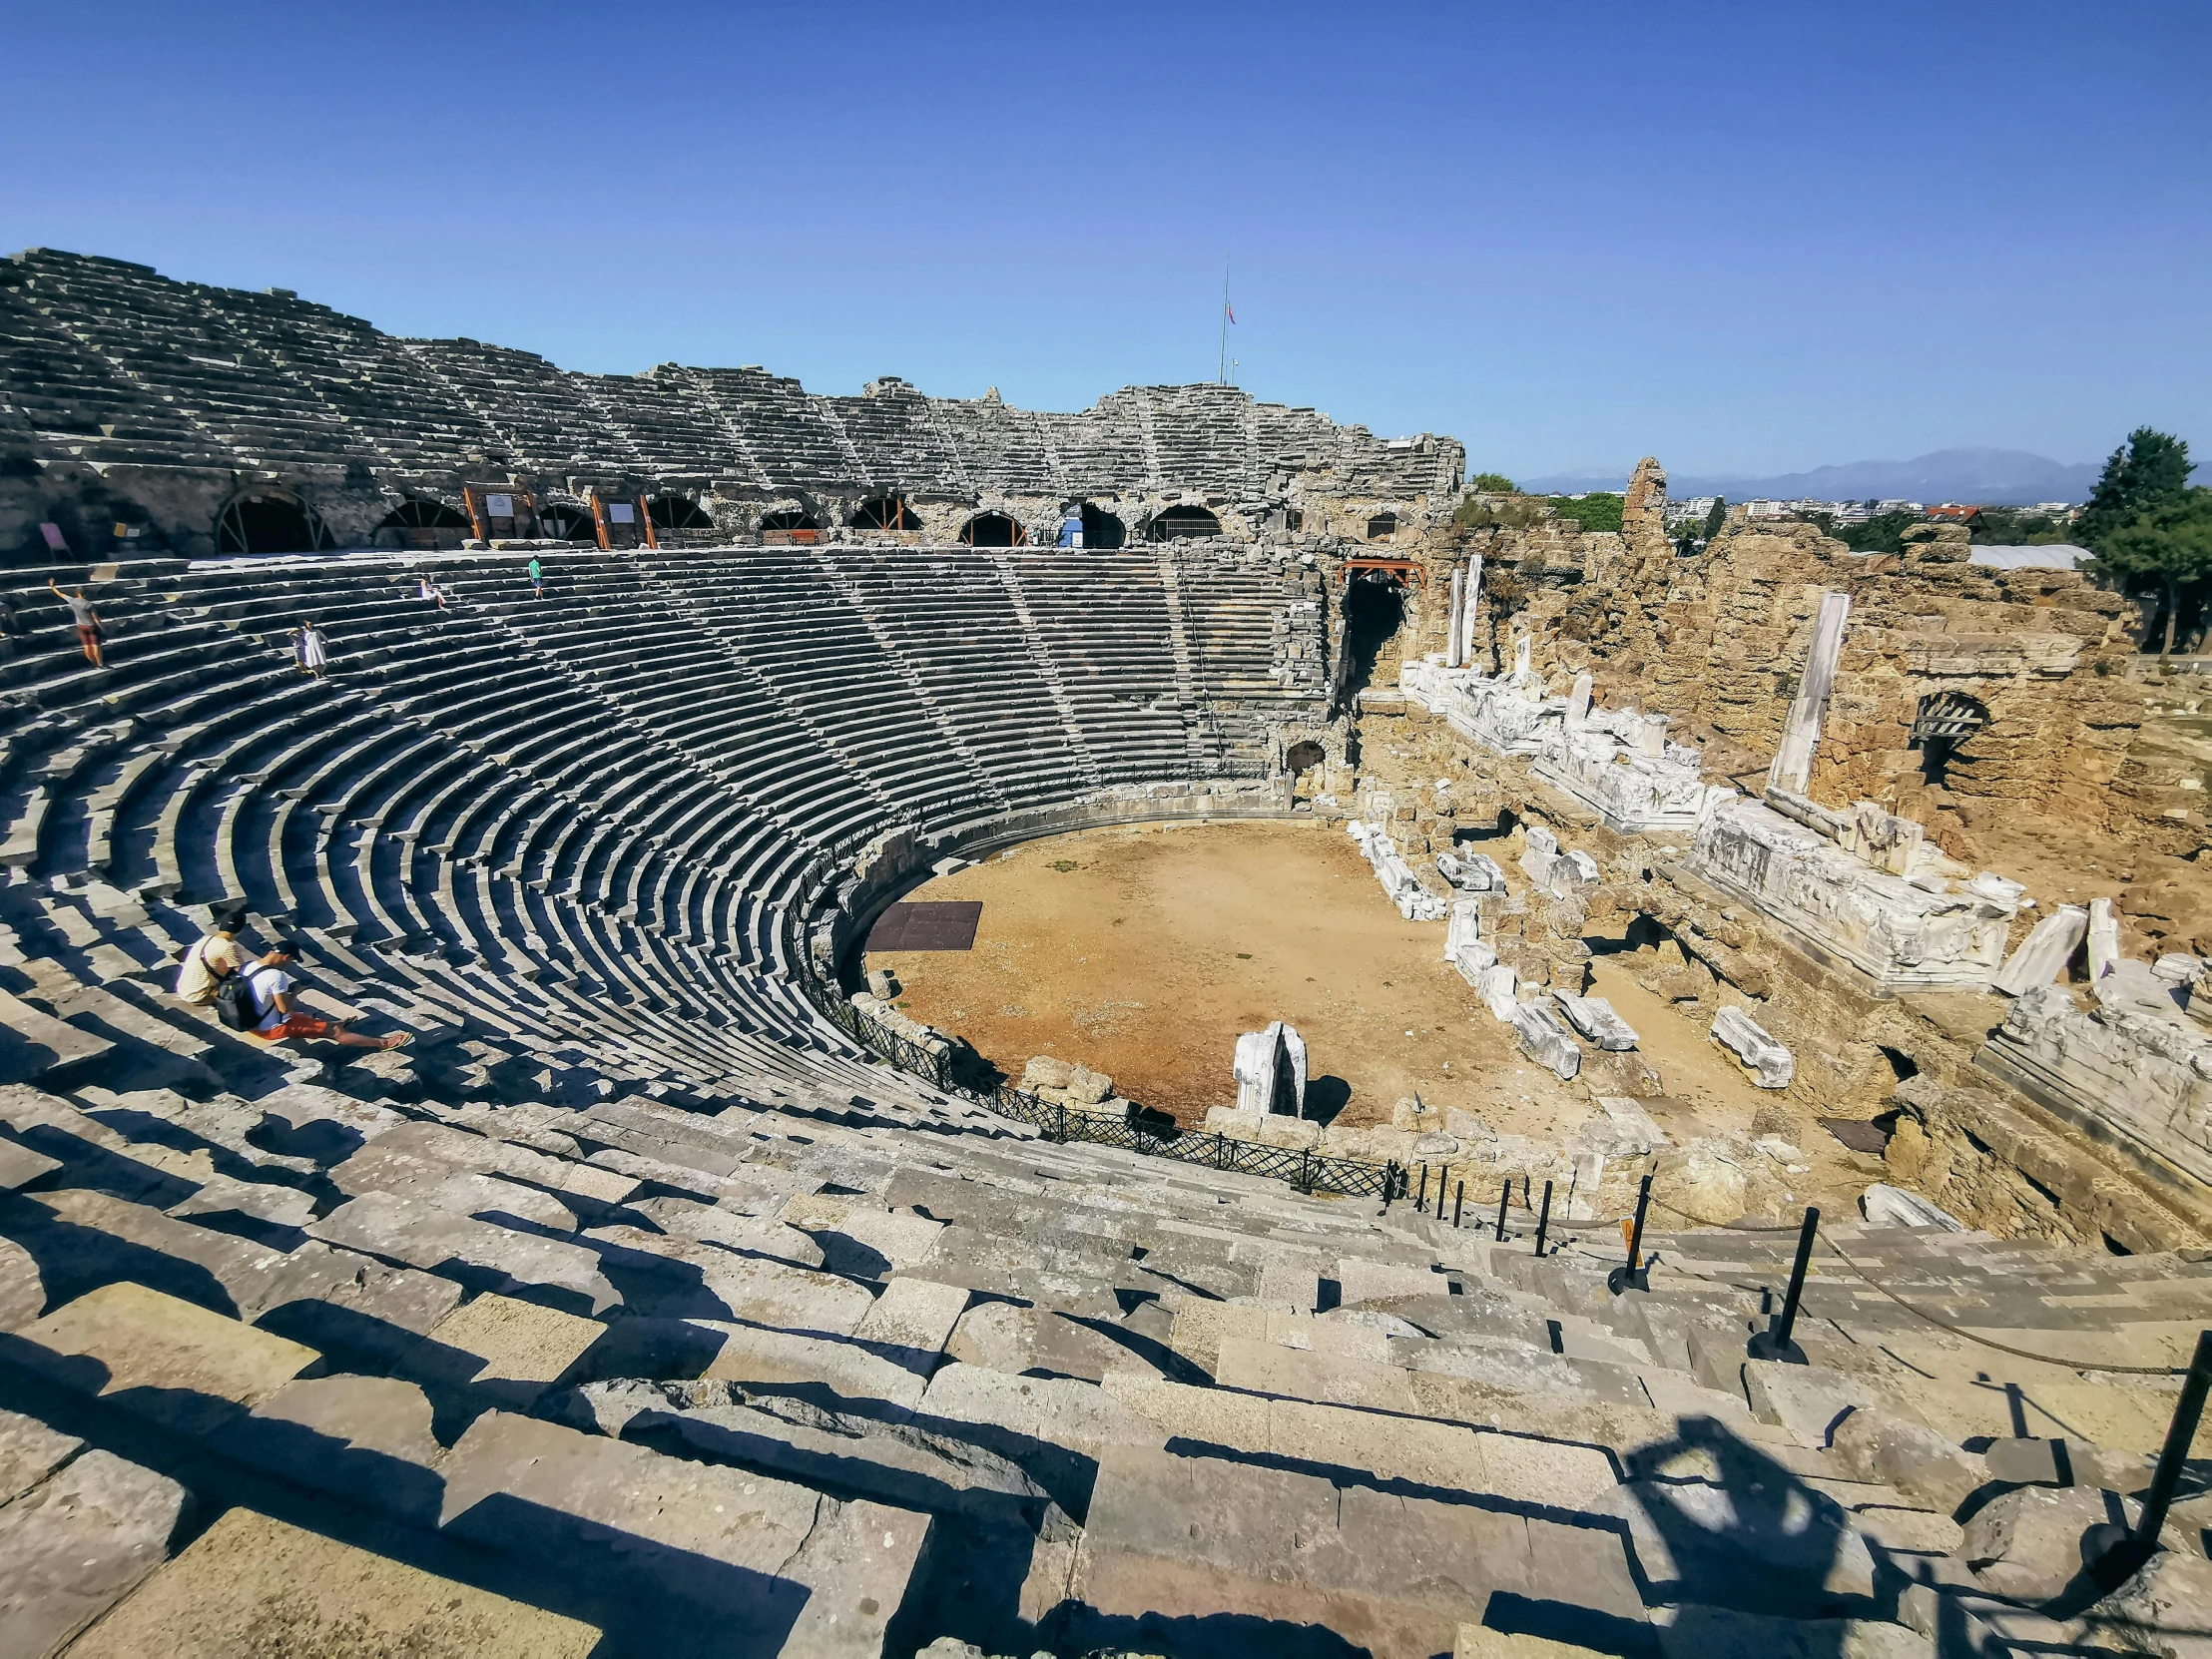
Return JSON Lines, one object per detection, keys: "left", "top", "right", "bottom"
{"left": 537, "top": 503, "right": 597, "bottom": 542}
{"left": 759, "top": 508, "right": 822, "bottom": 533}
{"left": 1147, "top": 504, "right": 1221, "bottom": 541}
{"left": 958, "top": 511, "right": 1026, "bottom": 547}
{"left": 215, "top": 493, "right": 331, "bottom": 555}
{"left": 1080, "top": 504, "right": 1127, "bottom": 549}
{"left": 1341, "top": 571, "right": 1406, "bottom": 702}
{"left": 648, "top": 495, "right": 716, "bottom": 543}
{"left": 851, "top": 494, "right": 918, "bottom": 532}
{"left": 1910, "top": 692, "right": 1989, "bottom": 787}
{"left": 375, "top": 497, "right": 470, "bottom": 551}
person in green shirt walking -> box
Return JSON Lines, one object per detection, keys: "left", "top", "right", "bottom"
{"left": 528, "top": 556, "right": 544, "bottom": 600}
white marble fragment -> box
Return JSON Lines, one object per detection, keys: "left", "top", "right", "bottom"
{"left": 2087, "top": 897, "right": 2120, "bottom": 983}
{"left": 1551, "top": 991, "right": 1638, "bottom": 1051}
{"left": 1511, "top": 1001, "right": 1582, "bottom": 1080}
{"left": 1710, "top": 1005, "right": 1794, "bottom": 1088}
{"left": 1862, "top": 1183, "right": 1965, "bottom": 1232}
{"left": 1991, "top": 903, "right": 2088, "bottom": 996}
{"left": 1477, "top": 963, "right": 1519, "bottom": 1021}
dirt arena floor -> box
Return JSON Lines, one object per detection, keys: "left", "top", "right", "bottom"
{"left": 863, "top": 821, "right": 1879, "bottom": 1202}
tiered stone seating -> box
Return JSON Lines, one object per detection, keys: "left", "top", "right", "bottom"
{"left": 7, "top": 251, "right": 357, "bottom": 470}
{"left": 0, "top": 269, "right": 232, "bottom": 470}
{"left": 823, "top": 379, "right": 968, "bottom": 496}
{"left": 399, "top": 338, "right": 639, "bottom": 476}
{"left": 687, "top": 367, "right": 866, "bottom": 492}
{"left": 585, "top": 365, "right": 762, "bottom": 484}
{"left": 3, "top": 549, "right": 2204, "bottom": 1656}
{"left": 194, "top": 284, "right": 504, "bottom": 488}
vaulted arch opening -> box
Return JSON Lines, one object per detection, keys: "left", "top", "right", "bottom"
{"left": 216, "top": 493, "right": 331, "bottom": 555}
{"left": 375, "top": 497, "right": 470, "bottom": 551}
{"left": 1080, "top": 503, "right": 1127, "bottom": 549}
{"left": 1148, "top": 504, "right": 1221, "bottom": 541}
{"left": 537, "top": 503, "right": 596, "bottom": 542}
{"left": 1910, "top": 691, "right": 1989, "bottom": 788}
{"left": 851, "top": 494, "right": 918, "bottom": 532}
{"left": 958, "top": 511, "right": 1026, "bottom": 548}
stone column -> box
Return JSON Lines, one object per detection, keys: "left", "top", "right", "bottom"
{"left": 1566, "top": 673, "right": 1593, "bottom": 727}
{"left": 1446, "top": 568, "right": 1465, "bottom": 669}
{"left": 1767, "top": 590, "right": 1852, "bottom": 797}
{"left": 1460, "top": 553, "right": 1483, "bottom": 667}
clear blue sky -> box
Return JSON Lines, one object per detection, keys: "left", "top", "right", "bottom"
{"left": 3, "top": 1, "right": 2205, "bottom": 481}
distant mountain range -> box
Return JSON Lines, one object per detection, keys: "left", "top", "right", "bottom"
{"left": 1517, "top": 447, "right": 2103, "bottom": 506}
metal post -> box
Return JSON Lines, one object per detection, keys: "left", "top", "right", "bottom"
{"left": 1416, "top": 1164, "right": 1429, "bottom": 1214}
{"left": 1771, "top": 1207, "right": 1821, "bottom": 1352}
{"left": 2134, "top": 1329, "right": 2212, "bottom": 1556}
{"left": 1453, "top": 1181, "right": 1464, "bottom": 1229}
{"left": 1494, "top": 1183, "right": 1509, "bottom": 1242}
{"left": 1382, "top": 1160, "right": 1394, "bottom": 1212}
{"left": 1534, "top": 1180, "right": 1553, "bottom": 1257}
{"left": 1626, "top": 1174, "right": 1653, "bottom": 1276}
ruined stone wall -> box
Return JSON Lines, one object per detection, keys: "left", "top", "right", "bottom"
{"left": 1467, "top": 459, "right": 2193, "bottom": 860}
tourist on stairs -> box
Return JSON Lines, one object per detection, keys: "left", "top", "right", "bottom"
{"left": 297, "top": 619, "right": 331, "bottom": 679}
{"left": 239, "top": 943, "right": 410, "bottom": 1050}
{"left": 47, "top": 578, "right": 105, "bottom": 667}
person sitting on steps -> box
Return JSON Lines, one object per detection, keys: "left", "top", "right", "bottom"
{"left": 241, "top": 942, "right": 409, "bottom": 1050}
{"left": 174, "top": 898, "right": 258, "bottom": 1005}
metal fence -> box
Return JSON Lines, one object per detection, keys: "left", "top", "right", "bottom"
{"left": 789, "top": 928, "right": 1394, "bottom": 1201}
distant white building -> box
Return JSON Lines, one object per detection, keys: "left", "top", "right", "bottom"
{"left": 1969, "top": 544, "right": 2092, "bottom": 571}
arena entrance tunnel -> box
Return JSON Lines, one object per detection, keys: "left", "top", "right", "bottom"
{"left": 1340, "top": 569, "right": 1406, "bottom": 699}
{"left": 1079, "top": 503, "right": 1127, "bottom": 548}
{"left": 851, "top": 494, "right": 918, "bottom": 532}
{"left": 375, "top": 497, "right": 471, "bottom": 551}
{"left": 216, "top": 492, "right": 333, "bottom": 555}
{"left": 959, "top": 511, "right": 1026, "bottom": 547}
{"left": 1147, "top": 504, "right": 1221, "bottom": 541}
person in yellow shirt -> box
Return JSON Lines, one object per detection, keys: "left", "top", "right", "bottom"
{"left": 173, "top": 899, "right": 256, "bottom": 1005}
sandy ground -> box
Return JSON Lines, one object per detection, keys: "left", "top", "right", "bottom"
{"left": 865, "top": 821, "right": 1879, "bottom": 1203}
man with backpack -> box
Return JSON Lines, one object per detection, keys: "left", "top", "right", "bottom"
{"left": 222, "top": 941, "right": 409, "bottom": 1050}
{"left": 173, "top": 899, "right": 256, "bottom": 1005}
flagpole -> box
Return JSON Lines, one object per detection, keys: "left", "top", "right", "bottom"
{"left": 1217, "top": 254, "right": 1230, "bottom": 385}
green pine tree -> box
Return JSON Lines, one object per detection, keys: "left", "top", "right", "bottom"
{"left": 2096, "top": 487, "right": 2212, "bottom": 657}
{"left": 1701, "top": 497, "right": 1727, "bottom": 540}
{"left": 2079, "top": 427, "right": 2193, "bottom": 552}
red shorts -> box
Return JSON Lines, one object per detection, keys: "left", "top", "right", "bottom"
{"left": 255, "top": 1011, "right": 336, "bottom": 1041}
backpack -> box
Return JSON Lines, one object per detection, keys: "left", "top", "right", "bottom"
{"left": 214, "top": 964, "right": 260, "bottom": 1031}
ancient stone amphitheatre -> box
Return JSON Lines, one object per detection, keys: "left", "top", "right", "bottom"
{"left": 0, "top": 246, "right": 2208, "bottom": 1656}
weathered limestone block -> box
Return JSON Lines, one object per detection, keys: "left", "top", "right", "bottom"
{"left": 1690, "top": 794, "right": 2017, "bottom": 990}
{"left": 0, "top": 1448, "right": 188, "bottom": 1657}
{"left": 1711, "top": 1006, "right": 1794, "bottom": 1089}
{"left": 2087, "top": 896, "right": 2121, "bottom": 983}
{"left": 1861, "top": 1183, "right": 1965, "bottom": 1231}
{"left": 1991, "top": 903, "right": 2088, "bottom": 996}
{"left": 1435, "top": 850, "right": 1505, "bottom": 892}
{"left": 1512, "top": 1002, "right": 1582, "bottom": 1081}
{"left": 865, "top": 966, "right": 899, "bottom": 999}
{"left": 1979, "top": 982, "right": 2212, "bottom": 1185}
{"left": 1957, "top": 1484, "right": 2126, "bottom": 1603}
{"left": 1477, "top": 963, "right": 1519, "bottom": 1021}
{"left": 1552, "top": 991, "right": 1638, "bottom": 1051}
{"left": 1829, "top": 1407, "right": 1988, "bottom": 1511}
{"left": 1233, "top": 1020, "right": 1309, "bottom": 1116}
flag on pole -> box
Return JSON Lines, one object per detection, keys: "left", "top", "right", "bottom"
{"left": 1226, "top": 302, "right": 1237, "bottom": 324}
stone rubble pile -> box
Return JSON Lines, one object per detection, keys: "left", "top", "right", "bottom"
{"left": 1347, "top": 818, "right": 1448, "bottom": 920}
